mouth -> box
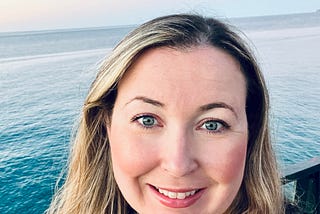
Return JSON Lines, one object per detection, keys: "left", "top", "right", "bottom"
{"left": 149, "top": 184, "right": 205, "bottom": 208}
{"left": 155, "top": 187, "right": 199, "bottom": 200}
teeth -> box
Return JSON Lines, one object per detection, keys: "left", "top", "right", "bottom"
{"left": 168, "top": 192, "right": 177, "bottom": 198}
{"left": 177, "top": 192, "right": 186, "bottom": 199}
{"left": 156, "top": 187, "right": 198, "bottom": 199}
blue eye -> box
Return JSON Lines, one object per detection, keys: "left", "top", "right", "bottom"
{"left": 201, "top": 120, "right": 225, "bottom": 132}
{"left": 137, "top": 115, "right": 158, "bottom": 127}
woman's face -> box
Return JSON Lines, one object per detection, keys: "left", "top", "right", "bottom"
{"left": 108, "top": 46, "right": 248, "bottom": 214}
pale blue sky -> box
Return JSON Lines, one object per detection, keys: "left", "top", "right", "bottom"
{"left": 1, "top": 0, "right": 320, "bottom": 32}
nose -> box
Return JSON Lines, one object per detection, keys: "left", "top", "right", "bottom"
{"left": 160, "top": 128, "right": 199, "bottom": 177}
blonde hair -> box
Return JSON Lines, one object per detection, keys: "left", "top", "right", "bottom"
{"left": 47, "top": 14, "right": 284, "bottom": 214}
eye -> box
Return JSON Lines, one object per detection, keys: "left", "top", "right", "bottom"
{"left": 199, "top": 119, "right": 229, "bottom": 133}
{"left": 135, "top": 115, "right": 159, "bottom": 128}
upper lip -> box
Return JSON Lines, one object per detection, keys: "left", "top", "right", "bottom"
{"left": 150, "top": 184, "right": 203, "bottom": 192}
{"left": 155, "top": 186, "right": 200, "bottom": 192}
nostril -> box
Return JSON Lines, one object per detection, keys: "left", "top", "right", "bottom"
{"left": 160, "top": 129, "right": 198, "bottom": 177}
{"left": 161, "top": 156, "right": 198, "bottom": 177}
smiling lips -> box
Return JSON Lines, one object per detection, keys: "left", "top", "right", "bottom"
{"left": 151, "top": 185, "right": 204, "bottom": 208}
{"left": 156, "top": 187, "right": 197, "bottom": 199}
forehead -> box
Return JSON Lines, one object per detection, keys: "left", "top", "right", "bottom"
{"left": 124, "top": 45, "right": 243, "bottom": 78}
{"left": 116, "top": 46, "right": 246, "bottom": 110}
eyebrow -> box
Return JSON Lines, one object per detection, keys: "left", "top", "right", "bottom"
{"left": 126, "top": 96, "right": 237, "bottom": 118}
{"left": 125, "top": 96, "right": 165, "bottom": 107}
{"left": 199, "top": 102, "right": 238, "bottom": 118}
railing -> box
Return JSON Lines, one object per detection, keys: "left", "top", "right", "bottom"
{"left": 282, "top": 156, "right": 320, "bottom": 213}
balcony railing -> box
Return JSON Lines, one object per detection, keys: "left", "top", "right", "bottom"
{"left": 282, "top": 156, "right": 320, "bottom": 213}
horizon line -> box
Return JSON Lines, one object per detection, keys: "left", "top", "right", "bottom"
{"left": 0, "top": 10, "right": 319, "bottom": 34}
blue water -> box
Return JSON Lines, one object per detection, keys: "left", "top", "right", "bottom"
{"left": 0, "top": 13, "right": 319, "bottom": 213}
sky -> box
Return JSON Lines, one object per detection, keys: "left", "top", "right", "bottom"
{"left": 0, "top": 0, "right": 320, "bottom": 32}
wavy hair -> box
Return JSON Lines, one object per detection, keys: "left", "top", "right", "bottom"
{"left": 47, "top": 14, "right": 284, "bottom": 213}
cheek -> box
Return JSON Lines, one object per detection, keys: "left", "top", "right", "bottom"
{"left": 203, "top": 135, "right": 247, "bottom": 184}
{"left": 108, "top": 125, "right": 158, "bottom": 178}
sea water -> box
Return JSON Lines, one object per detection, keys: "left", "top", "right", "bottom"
{"left": 0, "top": 13, "right": 319, "bottom": 213}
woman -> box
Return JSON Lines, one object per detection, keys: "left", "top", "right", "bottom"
{"left": 47, "top": 14, "right": 284, "bottom": 213}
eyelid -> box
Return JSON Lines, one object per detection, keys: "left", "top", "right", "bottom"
{"left": 131, "top": 113, "right": 163, "bottom": 128}
{"left": 196, "top": 118, "right": 230, "bottom": 133}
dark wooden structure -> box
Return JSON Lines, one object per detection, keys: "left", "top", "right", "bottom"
{"left": 282, "top": 157, "right": 320, "bottom": 213}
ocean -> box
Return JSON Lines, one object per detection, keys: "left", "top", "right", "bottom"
{"left": 0, "top": 12, "right": 319, "bottom": 213}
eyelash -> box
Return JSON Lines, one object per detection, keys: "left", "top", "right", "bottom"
{"left": 197, "top": 118, "right": 230, "bottom": 134}
{"left": 131, "top": 114, "right": 230, "bottom": 134}
{"left": 131, "top": 114, "right": 162, "bottom": 129}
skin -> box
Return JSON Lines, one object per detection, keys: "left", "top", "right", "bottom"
{"left": 107, "top": 46, "right": 248, "bottom": 214}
